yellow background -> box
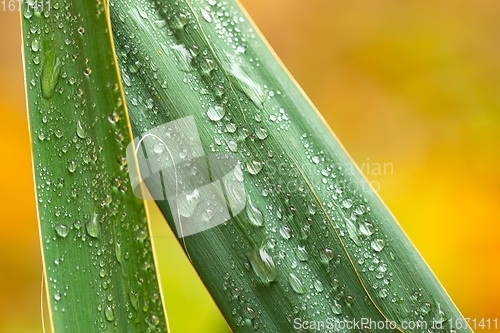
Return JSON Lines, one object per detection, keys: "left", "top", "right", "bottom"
{"left": 1, "top": 0, "right": 499, "bottom": 332}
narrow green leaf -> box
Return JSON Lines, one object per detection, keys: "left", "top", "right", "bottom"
{"left": 21, "top": 1, "right": 168, "bottom": 332}
{"left": 110, "top": 0, "right": 472, "bottom": 332}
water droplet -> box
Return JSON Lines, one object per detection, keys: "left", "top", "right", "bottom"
{"left": 41, "top": 51, "right": 62, "bottom": 99}
{"left": 201, "top": 8, "right": 212, "bottom": 22}
{"left": 108, "top": 111, "right": 120, "bottom": 124}
{"left": 115, "top": 243, "right": 122, "bottom": 264}
{"left": 242, "top": 306, "right": 256, "bottom": 319}
{"left": 76, "top": 120, "right": 87, "bottom": 138}
{"left": 330, "top": 300, "right": 342, "bottom": 315}
{"left": 344, "top": 217, "right": 361, "bottom": 246}
{"left": 246, "top": 161, "right": 262, "bottom": 175}
{"left": 279, "top": 225, "right": 291, "bottom": 239}
{"left": 288, "top": 273, "right": 307, "bottom": 294}
{"left": 153, "top": 142, "right": 166, "bottom": 154}
{"left": 246, "top": 198, "right": 263, "bottom": 227}
{"left": 312, "top": 156, "right": 320, "bottom": 164}
{"left": 313, "top": 279, "right": 324, "bottom": 292}
{"left": 342, "top": 198, "right": 353, "bottom": 209}
{"left": 227, "top": 140, "right": 238, "bottom": 152}
{"left": 359, "top": 222, "right": 374, "bottom": 236}
{"left": 86, "top": 213, "right": 100, "bottom": 238}
{"left": 67, "top": 160, "right": 77, "bottom": 173}
{"left": 54, "top": 292, "right": 61, "bottom": 301}
{"left": 177, "top": 189, "right": 201, "bottom": 217}
{"left": 319, "top": 248, "right": 334, "bottom": 265}
{"left": 295, "top": 245, "right": 308, "bottom": 261}
{"left": 31, "top": 39, "right": 40, "bottom": 52}
{"left": 225, "top": 57, "right": 266, "bottom": 108}
{"left": 255, "top": 127, "right": 268, "bottom": 140}
{"left": 207, "top": 105, "right": 225, "bottom": 121}
{"left": 249, "top": 247, "right": 277, "bottom": 283}
{"left": 371, "top": 238, "right": 385, "bottom": 252}
{"left": 83, "top": 67, "right": 92, "bottom": 76}
{"left": 104, "top": 306, "right": 114, "bottom": 321}
{"left": 55, "top": 224, "right": 69, "bottom": 238}
{"left": 420, "top": 302, "right": 431, "bottom": 314}
{"left": 77, "top": 27, "right": 85, "bottom": 34}
{"left": 379, "top": 288, "right": 389, "bottom": 298}
{"left": 138, "top": 7, "right": 148, "bottom": 19}
{"left": 129, "top": 291, "right": 139, "bottom": 311}
{"left": 201, "top": 58, "right": 216, "bottom": 75}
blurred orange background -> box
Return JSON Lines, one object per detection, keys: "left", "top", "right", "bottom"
{"left": 1, "top": 1, "right": 499, "bottom": 332}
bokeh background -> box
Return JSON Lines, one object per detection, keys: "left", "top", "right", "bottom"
{"left": 1, "top": 0, "right": 499, "bottom": 332}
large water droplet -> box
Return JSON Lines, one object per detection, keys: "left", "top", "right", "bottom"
{"left": 177, "top": 189, "right": 201, "bottom": 218}
{"left": 344, "top": 217, "right": 361, "bottom": 246}
{"left": 246, "top": 198, "right": 263, "bottom": 227}
{"left": 31, "top": 39, "right": 40, "bottom": 52}
{"left": 342, "top": 198, "right": 353, "bottom": 209}
{"left": 86, "top": 213, "right": 100, "bottom": 238}
{"left": 76, "top": 120, "right": 87, "bottom": 138}
{"left": 67, "top": 160, "right": 77, "bottom": 173}
{"left": 246, "top": 161, "right": 262, "bottom": 175}
{"left": 55, "top": 224, "right": 69, "bottom": 238}
{"left": 279, "top": 225, "right": 291, "bottom": 239}
{"left": 330, "top": 300, "right": 342, "bottom": 315}
{"left": 319, "top": 248, "right": 334, "bottom": 265}
{"left": 201, "top": 8, "right": 212, "bottom": 22}
{"left": 371, "top": 238, "right": 385, "bottom": 252}
{"left": 359, "top": 222, "right": 374, "bottom": 236}
{"left": 288, "top": 273, "right": 307, "bottom": 294}
{"left": 295, "top": 245, "right": 308, "bottom": 261}
{"left": 41, "top": 51, "right": 62, "bottom": 99}
{"left": 255, "top": 127, "right": 268, "bottom": 140}
{"left": 104, "top": 306, "right": 114, "bottom": 321}
{"left": 249, "top": 247, "right": 277, "bottom": 283}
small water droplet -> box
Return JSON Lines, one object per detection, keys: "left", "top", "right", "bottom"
{"left": 83, "top": 67, "right": 92, "bottom": 76}
{"left": 207, "top": 105, "right": 225, "bottom": 121}
{"left": 371, "top": 238, "right": 385, "bottom": 252}
{"left": 295, "top": 245, "right": 308, "bottom": 261}
{"left": 288, "top": 273, "right": 307, "bottom": 294}
{"left": 312, "top": 156, "right": 320, "bottom": 164}
{"left": 77, "top": 27, "right": 85, "bottom": 34}
{"left": 54, "top": 292, "right": 61, "bottom": 301}
{"left": 86, "top": 213, "right": 100, "bottom": 238}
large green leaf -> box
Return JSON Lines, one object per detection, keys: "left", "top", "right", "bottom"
{"left": 21, "top": 0, "right": 168, "bottom": 332}
{"left": 109, "top": 0, "right": 472, "bottom": 332}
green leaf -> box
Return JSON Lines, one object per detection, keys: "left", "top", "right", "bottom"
{"left": 109, "top": 0, "right": 472, "bottom": 332}
{"left": 21, "top": 1, "right": 168, "bottom": 332}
